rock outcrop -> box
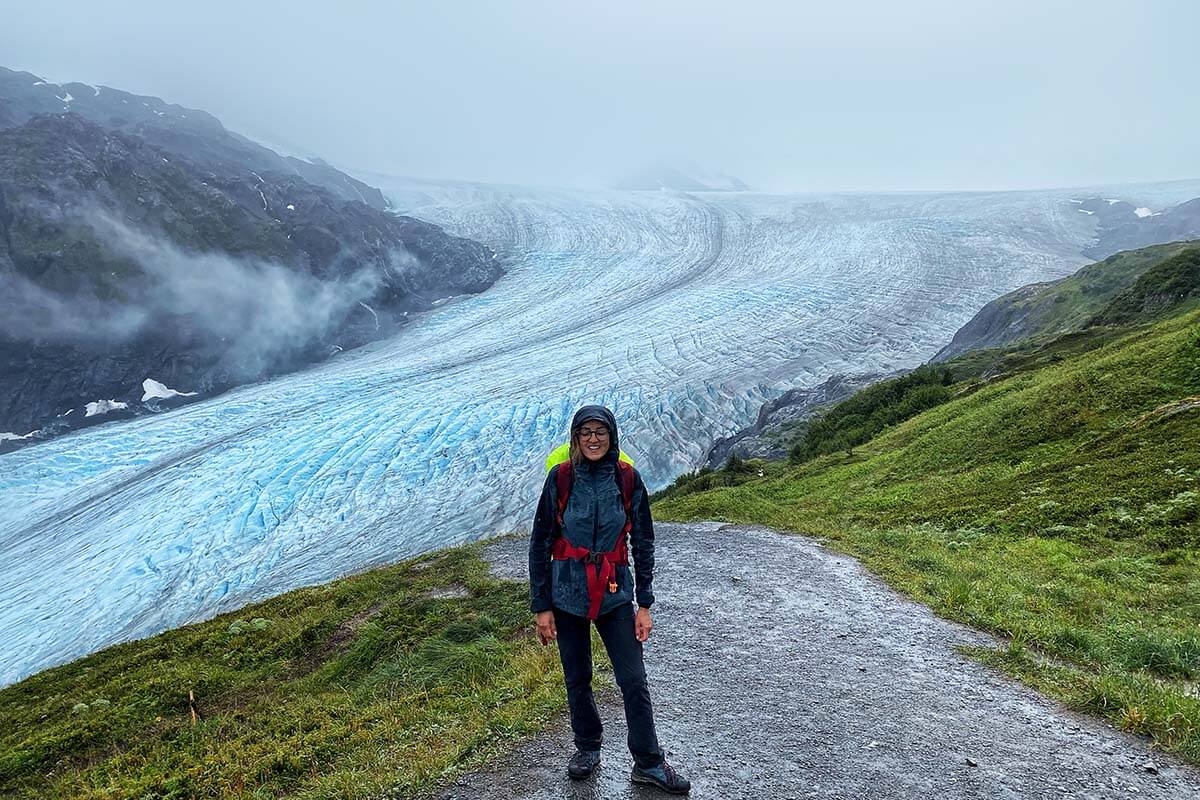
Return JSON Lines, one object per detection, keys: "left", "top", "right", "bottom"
{"left": 703, "top": 372, "right": 889, "bottom": 467}
{"left": 1080, "top": 196, "right": 1200, "bottom": 260}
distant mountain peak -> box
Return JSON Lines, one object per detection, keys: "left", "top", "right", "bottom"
{"left": 614, "top": 159, "right": 751, "bottom": 192}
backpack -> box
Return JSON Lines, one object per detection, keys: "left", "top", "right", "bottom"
{"left": 549, "top": 456, "right": 638, "bottom": 619}
{"left": 544, "top": 441, "right": 634, "bottom": 473}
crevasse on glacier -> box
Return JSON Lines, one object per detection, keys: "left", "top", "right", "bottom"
{"left": 3, "top": 179, "right": 1199, "bottom": 686}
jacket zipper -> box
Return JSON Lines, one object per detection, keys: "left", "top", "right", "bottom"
{"left": 590, "top": 467, "right": 599, "bottom": 551}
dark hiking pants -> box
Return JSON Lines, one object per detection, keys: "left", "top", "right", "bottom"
{"left": 553, "top": 601, "right": 664, "bottom": 768}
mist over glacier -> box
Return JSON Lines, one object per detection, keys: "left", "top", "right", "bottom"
{"left": 3, "top": 179, "right": 1200, "bottom": 685}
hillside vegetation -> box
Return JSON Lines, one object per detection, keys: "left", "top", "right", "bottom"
{"left": 1092, "top": 247, "right": 1200, "bottom": 326}
{"left": 787, "top": 365, "right": 954, "bottom": 462}
{"left": 0, "top": 545, "right": 564, "bottom": 799}
{"left": 655, "top": 300, "right": 1200, "bottom": 763}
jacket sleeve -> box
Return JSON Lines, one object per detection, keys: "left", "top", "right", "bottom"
{"left": 528, "top": 467, "right": 558, "bottom": 613}
{"left": 629, "top": 468, "right": 656, "bottom": 609}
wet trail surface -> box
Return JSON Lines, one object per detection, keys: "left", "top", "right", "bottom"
{"left": 435, "top": 522, "right": 1200, "bottom": 800}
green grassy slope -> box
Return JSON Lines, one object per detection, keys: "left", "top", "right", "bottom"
{"left": 1093, "top": 247, "right": 1200, "bottom": 326}
{"left": 655, "top": 304, "right": 1200, "bottom": 762}
{"left": 1020, "top": 241, "right": 1200, "bottom": 332}
{"left": 934, "top": 241, "right": 1200, "bottom": 359}
{"left": 0, "top": 544, "right": 565, "bottom": 799}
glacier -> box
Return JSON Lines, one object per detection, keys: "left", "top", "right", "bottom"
{"left": 3, "top": 178, "right": 1200, "bottom": 686}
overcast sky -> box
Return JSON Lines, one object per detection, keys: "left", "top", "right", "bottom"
{"left": 2, "top": 1, "right": 1197, "bottom": 192}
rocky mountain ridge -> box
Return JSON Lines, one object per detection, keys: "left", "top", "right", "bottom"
{"left": 0, "top": 66, "right": 387, "bottom": 210}
{"left": 0, "top": 72, "right": 503, "bottom": 449}
{"left": 1072, "top": 194, "right": 1200, "bottom": 260}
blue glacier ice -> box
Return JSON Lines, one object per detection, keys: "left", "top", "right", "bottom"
{"left": 3, "top": 179, "right": 1200, "bottom": 686}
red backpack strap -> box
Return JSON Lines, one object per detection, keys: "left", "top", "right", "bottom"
{"left": 554, "top": 460, "right": 574, "bottom": 530}
{"left": 614, "top": 461, "right": 636, "bottom": 559}
{"left": 615, "top": 460, "right": 635, "bottom": 520}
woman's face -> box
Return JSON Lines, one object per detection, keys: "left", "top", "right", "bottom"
{"left": 576, "top": 421, "right": 611, "bottom": 461}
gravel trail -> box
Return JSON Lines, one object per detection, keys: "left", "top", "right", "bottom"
{"left": 433, "top": 521, "right": 1200, "bottom": 799}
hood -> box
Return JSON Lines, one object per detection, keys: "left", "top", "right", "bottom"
{"left": 570, "top": 404, "right": 620, "bottom": 467}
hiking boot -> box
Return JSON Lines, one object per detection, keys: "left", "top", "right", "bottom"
{"left": 567, "top": 748, "right": 602, "bottom": 779}
{"left": 630, "top": 759, "right": 691, "bottom": 794}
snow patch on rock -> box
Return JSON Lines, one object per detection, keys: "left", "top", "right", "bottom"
{"left": 141, "top": 379, "right": 198, "bottom": 402}
{"left": 84, "top": 399, "right": 129, "bottom": 417}
{"left": 358, "top": 301, "right": 380, "bottom": 330}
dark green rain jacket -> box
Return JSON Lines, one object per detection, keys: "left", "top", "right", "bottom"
{"left": 528, "top": 405, "right": 656, "bottom": 617}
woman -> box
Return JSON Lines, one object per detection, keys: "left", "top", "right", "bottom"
{"left": 528, "top": 404, "right": 691, "bottom": 794}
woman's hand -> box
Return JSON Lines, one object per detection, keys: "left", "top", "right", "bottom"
{"left": 536, "top": 610, "right": 557, "bottom": 645}
{"left": 635, "top": 606, "right": 653, "bottom": 642}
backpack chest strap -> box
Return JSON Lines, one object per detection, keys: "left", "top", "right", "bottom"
{"left": 552, "top": 534, "right": 630, "bottom": 619}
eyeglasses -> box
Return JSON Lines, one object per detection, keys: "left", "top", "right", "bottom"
{"left": 578, "top": 428, "right": 610, "bottom": 440}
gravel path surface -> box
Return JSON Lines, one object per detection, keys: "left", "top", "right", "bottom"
{"left": 433, "top": 521, "right": 1200, "bottom": 799}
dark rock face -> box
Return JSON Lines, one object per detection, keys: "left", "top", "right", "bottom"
{"left": 0, "top": 109, "right": 501, "bottom": 448}
{"left": 0, "top": 66, "right": 388, "bottom": 210}
{"left": 703, "top": 372, "right": 889, "bottom": 467}
{"left": 1082, "top": 197, "right": 1200, "bottom": 260}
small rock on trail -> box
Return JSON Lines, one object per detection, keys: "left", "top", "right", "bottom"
{"left": 431, "top": 522, "right": 1200, "bottom": 799}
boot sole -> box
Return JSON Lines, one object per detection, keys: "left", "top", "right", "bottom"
{"left": 567, "top": 758, "right": 600, "bottom": 780}
{"left": 630, "top": 771, "right": 691, "bottom": 794}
